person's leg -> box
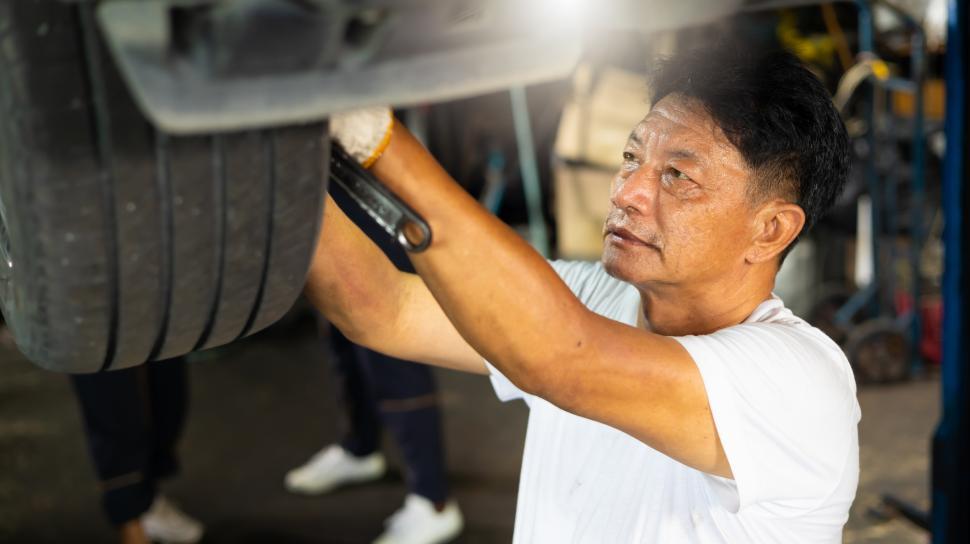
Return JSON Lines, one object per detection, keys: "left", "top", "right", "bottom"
{"left": 361, "top": 347, "right": 463, "bottom": 544}
{"left": 142, "top": 356, "right": 203, "bottom": 544}
{"left": 331, "top": 327, "right": 382, "bottom": 457}
{"left": 356, "top": 346, "right": 449, "bottom": 505}
{"left": 70, "top": 367, "right": 157, "bottom": 530}
{"left": 284, "top": 325, "right": 386, "bottom": 494}
{"left": 146, "top": 357, "right": 188, "bottom": 483}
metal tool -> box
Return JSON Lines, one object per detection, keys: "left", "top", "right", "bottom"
{"left": 329, "top": 143, "right": 432, "bottom": 252}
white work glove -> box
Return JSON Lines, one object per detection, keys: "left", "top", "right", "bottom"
{"left": 329, "top": 106, "right": 394, "bottom": 168}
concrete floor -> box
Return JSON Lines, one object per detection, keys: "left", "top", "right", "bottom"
{"left": 0, "top": 316, "right": 938, "bottom": 543}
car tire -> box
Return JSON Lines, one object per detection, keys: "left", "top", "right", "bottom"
{"left": 0, "top": 1, "right": 327, "bottom": 372}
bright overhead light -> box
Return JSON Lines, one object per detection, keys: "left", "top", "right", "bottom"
{"left": 536, "top": 0, "right": 587, "bottom": 31}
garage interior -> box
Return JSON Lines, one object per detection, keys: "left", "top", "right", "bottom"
{"left": 1, "top": 0, "right": 968, "bottom": 543}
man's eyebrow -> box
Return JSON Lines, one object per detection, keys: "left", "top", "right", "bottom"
{"left": 627, "top": 130, "right": 644, "bottom": 146}
{"left": 668, "top": 148, "right": 700, "bottom": 161}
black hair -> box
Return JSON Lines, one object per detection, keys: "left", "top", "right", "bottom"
{"left": 648, "top": 42, "right": 849, "bottom": 247}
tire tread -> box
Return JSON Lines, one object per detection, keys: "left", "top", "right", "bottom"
{"left": 0, "top": 1, "right": 326, "bottom": 372}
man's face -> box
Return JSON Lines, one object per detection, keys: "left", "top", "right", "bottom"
{"left": 602, "top": 94, "right": 757, "bottom": 289}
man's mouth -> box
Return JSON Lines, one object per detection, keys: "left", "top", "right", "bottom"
{"left": 605, "top": 226, "right": 659, "bottom": 250}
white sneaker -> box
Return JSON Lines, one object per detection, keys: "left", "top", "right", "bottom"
{"left": 284, "top": 444, "right": 386, "bottom": 495}
{"left": 373, "top": 494, "right": 463, "bottom": 544}
{"left": 140, "top": 495, "right": 204, "bottom": 544}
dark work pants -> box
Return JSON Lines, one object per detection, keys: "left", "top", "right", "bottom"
{"left": 330, "top": 327, "right": 449, "bottom": 504}
{"left": 327, "top": 176, "right": 449, "bottom": 504}
{"left": 70, "top": 357, "right": 188, "bottom": 525}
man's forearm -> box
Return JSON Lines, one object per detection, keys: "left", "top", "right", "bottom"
{"left": 371, "top": 120, "right": 593, "bottom": 393}
{"left": 306, "top": 192, "right": 487, "bottom": 374}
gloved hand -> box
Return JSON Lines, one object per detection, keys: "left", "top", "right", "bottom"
{"left": 329, "top": 106, "right": 394, "bottom": 168}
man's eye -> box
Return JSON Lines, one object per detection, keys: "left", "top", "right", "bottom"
{"left": 622, "top": 151, "right": 636, "bottom": 162}
{"left": 670, "top": 168, "right": 691, "bottom": 180}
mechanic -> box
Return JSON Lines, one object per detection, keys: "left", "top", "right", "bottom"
{"left": 306, "top": 44, "right": 860, "bottom": 542}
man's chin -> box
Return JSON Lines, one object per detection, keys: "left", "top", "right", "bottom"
{"left": 600, "top": 247, "right": 662, "bottom": 285}
{"left": 602, "top": 251, "right": 648, "bottom": 283}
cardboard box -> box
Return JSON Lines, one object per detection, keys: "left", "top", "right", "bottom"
{"left": 553, "top": 64, "right": 651, "bottom": 259}
{"left": 553, "top": 163, "right": 614, "bottom": 260}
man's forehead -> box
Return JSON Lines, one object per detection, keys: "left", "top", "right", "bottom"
{"left": 629, "top": 95, "right": 731, "bottom": 152}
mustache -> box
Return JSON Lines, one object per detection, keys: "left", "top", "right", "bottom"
{"left": 603, "top": 211, "right": 663, "bottom": 249}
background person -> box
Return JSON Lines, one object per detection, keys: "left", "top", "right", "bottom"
{"left": 71, "top": 357, "right": 203, "bottom": 544}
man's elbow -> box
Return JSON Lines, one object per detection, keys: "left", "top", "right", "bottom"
{"left": 305, "top": 279, "right": 390, "bottom": 339}
{"left": 335, "top": 322, "right": 376, "bottom": 350}
{"left": 514, "top": 342, "right": 587, "bottom": 403}
{"left": 329, "top": 307, "right": 406, "bottom": 357}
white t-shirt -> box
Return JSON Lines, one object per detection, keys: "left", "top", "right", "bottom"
{"left": 487, "top": 260, "right": 860, "bottom": 543}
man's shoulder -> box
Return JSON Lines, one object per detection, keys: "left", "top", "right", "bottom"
{"left": 675, "top": 300, "right": 859, "bottom": 519}
{"left": 679, "top": 300, "right": 857, "bottom": 405}
{"left": 737, "top": 296, "right": 848, "bottom": 366}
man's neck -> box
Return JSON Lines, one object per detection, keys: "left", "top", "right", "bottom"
{"left": 635, "top": 272, "right": 774, "bottom": 336}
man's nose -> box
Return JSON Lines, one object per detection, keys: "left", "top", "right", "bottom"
{"left": 611, "top": 165, "right": 660, "bottom": 216}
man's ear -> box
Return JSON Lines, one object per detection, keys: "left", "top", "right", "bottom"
{"left": 746, "top": 200, "right": 806, "bottom": 264}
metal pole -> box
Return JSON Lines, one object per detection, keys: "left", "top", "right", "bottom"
{"left": 856, "top": 0, "right": 874, "bottom": 53}
{"left": 509, "top": 86, "right": 550, "bottom": 257}
{"left": 932, "top": 0, "right": 969, "bottom": 542}
{"left": 909, "top": 21, "right": 927, "bottom": 375}
{"left": 856, "top": 0, "right": 882, "bottom": 316}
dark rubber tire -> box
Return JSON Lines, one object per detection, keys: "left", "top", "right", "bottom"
{"left": 0, "top": 1, "right": 327, "bottom": 373}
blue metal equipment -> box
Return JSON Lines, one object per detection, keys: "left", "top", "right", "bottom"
{"left": 931, "top": 0, "right": 969, "bottom": 541}
{"left": 823, "top": 0, "right": 931, "bottom": 383}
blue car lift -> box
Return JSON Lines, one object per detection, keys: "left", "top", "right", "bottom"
{"left": 880, "top": 1, "right": 968, "bottom": 540}
{"left": 932, "top": 0, "right": 968, "bottom": 542}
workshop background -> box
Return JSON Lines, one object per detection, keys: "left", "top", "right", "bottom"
{"left": 1, "top": 0, "right": 965, "bottom": 542}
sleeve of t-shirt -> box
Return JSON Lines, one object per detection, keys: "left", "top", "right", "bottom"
{"left": 484, "top": 360, "right": 533, "bottom": 406}
{"left": 674, "top": 322, "right": 860, "bottom": 514}
{"left": 484, "top": 260, "right": 601, "bottom": 405}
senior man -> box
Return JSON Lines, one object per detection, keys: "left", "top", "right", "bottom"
{"left": 307, "top": 44, "right": 859, "bottom": 543}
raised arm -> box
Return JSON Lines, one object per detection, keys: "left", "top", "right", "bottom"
{"left": 370, "top": 119, "right": 731, "bottom": 478}
{"left": 305, "top": 193, "right": 485, "bottom": 374}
